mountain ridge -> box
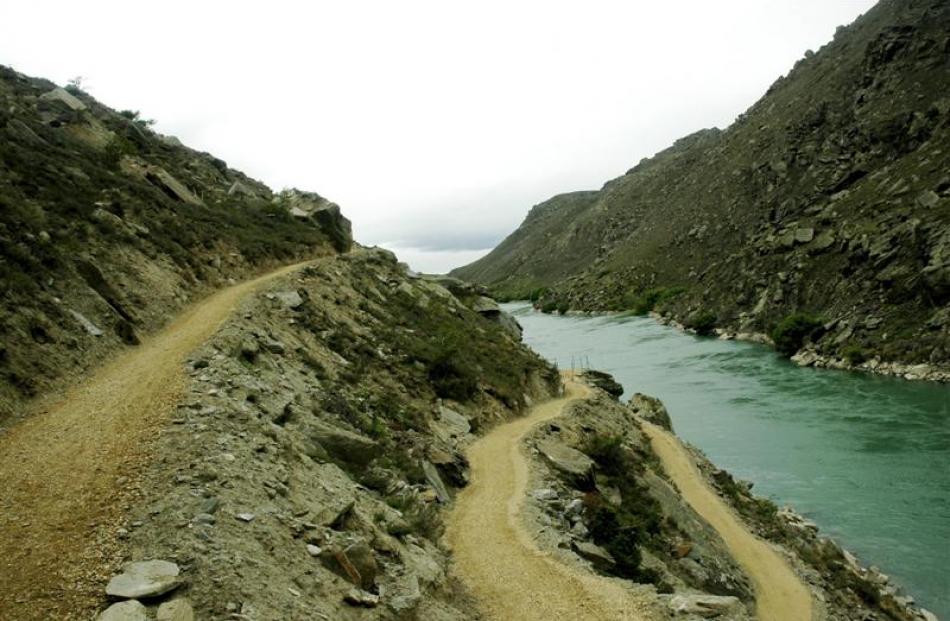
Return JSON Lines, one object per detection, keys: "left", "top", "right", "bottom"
{"left": 452, "top": 0, "right": 950, "bottom": 377}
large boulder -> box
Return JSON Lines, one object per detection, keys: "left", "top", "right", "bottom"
{"left": 580, "top": 370, "right": 623, "bottom": 399}
{"left": 628, "top": 393, "right": 674, "bottom": 432}
{"left": 278, "top": 189, "right": 353, "bottom": 252}
{"left": 39, "top": 87, "right": 86, "bottom": 111}
{"left": 307, "top": 421, "right": 380, "bottom": 465}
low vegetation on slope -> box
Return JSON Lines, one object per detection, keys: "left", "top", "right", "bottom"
{"left": 114, "top": 249, "right": 558, "bottom": 620}
{"left": 453, "top": 0, "right": 950, "bottom": 375}
{"left": 0, "top": 66, "right": 351, "bottom": 422}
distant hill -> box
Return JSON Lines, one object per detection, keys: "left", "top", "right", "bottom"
{"left": 452, "top": 0, "right": 950, "bottom": 374}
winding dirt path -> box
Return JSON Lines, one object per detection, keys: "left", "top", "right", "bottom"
{"left": 0, "top": 261, "right": 312, "bottom": 620}
{"left": 447, "top": 379, "right": 659, "bottom": 621}
{"left": 640, "top": 421, "right": 814, "bottom": 621}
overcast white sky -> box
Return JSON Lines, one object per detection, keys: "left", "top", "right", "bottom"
{"left": 1, "top": 1, "right": 876, "bottom": 272}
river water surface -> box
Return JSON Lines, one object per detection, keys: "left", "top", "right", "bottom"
{"left": 504, "top": 303, "right": 950, "bottom": 618}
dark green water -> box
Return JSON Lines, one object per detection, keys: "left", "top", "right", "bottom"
{"left": 504, "top": 303, "right": 950, "bottom": 618}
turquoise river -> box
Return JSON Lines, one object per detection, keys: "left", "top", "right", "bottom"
{"left": 504, "top": 303, "right": 950, "bottom": 618}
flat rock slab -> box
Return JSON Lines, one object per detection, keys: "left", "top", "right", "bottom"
{"left": 105, "top": 560, "right": 182, "bottom": 599}
{"left": 571, "top": 540, "right": 615, "bottom": 568}
{"left": 98, "top": 600, "right": 147, "bottom": 621}
{"left": 537, "top": 439, "right": 594, "bottom": 482}
{"left": 669, "top": 593, "right": 743, "bottom": 617}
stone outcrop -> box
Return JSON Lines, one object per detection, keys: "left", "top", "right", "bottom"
{"left": 277, "top": 188, "right": 353, "bottom": 252}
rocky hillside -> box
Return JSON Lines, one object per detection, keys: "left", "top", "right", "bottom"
{"left": 96, "top": 249, "right": 558, "bottom": 620}
{"left": 522, "top": 381, "right": 937, "bottom": 621}
{"left": 0, "top": 65, "right": 352, "bottom": 423}
{"left": 453, "top": 0, "right": 950, "bottom": 377}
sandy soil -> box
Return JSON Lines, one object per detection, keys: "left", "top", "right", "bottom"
{"left": 0, "top": 261, "right": 311, "bottom": 620}
{"left": 446, "top": 378, "right": 662, "bottom": 621}
{"left": 641, "top": 421, "right": 814, "bottom": 621}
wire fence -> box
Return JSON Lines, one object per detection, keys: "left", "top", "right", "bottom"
{"left": 547, "top": 355, "right": 593, "bottom": 373}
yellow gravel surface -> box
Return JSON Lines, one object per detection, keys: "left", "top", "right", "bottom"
{"left": 0, "top": 261, "right": 310, "bottom": 620}
{"left": 447, "top": 378, "right": 660, "bottom": 621}
{"left": 641, "top": 420, "right": 814, "bottom": 621}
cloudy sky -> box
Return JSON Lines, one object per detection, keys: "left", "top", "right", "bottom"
{"left": 1, "top": 1, "right": 876, "bottom": 272}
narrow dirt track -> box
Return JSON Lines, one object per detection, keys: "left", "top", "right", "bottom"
{"left": 446, "top": 379, "right": 660, "bottom": 621}
{"left": 641, "top": 421, "right": 814, "bottom": 621}
{"left": 0, "top": 261, "right": 312, "bottom": 620}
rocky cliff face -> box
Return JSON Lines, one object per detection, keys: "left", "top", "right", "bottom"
{"left": 0, "top": 66, "right": 353, "bottom": 423}
{"left": 452, "top": 0, "right": 950, "bottom": 374}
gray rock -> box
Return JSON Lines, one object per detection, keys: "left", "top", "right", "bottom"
{"left": 40, "top": 87, "right": 86, "bottom": 111}
{"left": 144, "top": 167, "right": 204, "bottom": 206}
{"left": 537, "top": 439, "right": 594, "bottom": 484}
{"left": 388, "top": 573, "right": 422, "bottom": 614}
{"left": 98, "top": 600, "right": 147, "bottom": 621}
{"left": 235, "top": 512, "right": 256, "bottom": 522}
{"left": 279, "top": 188, "right": 353, "bottom": 252}
{"left": 668, "top": 593, "right": 743, "bottom": 617}
{"left": 532, "top": 488, "right": 559, "bottom": 501}
{"left": 495, "top": 311, "right": 524, "bottom": 340}
{"left": 321, "top": 542, "right": 377, "bottom": 590}
{"left": 571, "top": 541, "right": 615, "bottom": 568}
{"left": 105, "top": 560, "right": 182, "bottom": 599}
{"left": 917, "top": 190, "right": 940, "bottom": 208}
{"left": 794, "top": 227, "right": 815, "bottom": 243}
{"left": 430, "top": 406, "right": 471, "bottom": 442}
{"left": 307, "top": 421, "right": 379, "bottom": 465}
{"left": 156, "top": 599, "right": 195, "bottom": 621}
{"left": 629, "top": 393, "right": 673, "bottom": 432}
{"left": 273, "top": 290, "right": 304, "bottom": 309}
{"left": 69, "top": 309, "right": 103, "bottom": 336}
{"left": 422, "top": 460, "right": 451, "bottom": 503}
{"left": 344, "top": 587, "right": 380, "bottom": 607}
{"left": 470, "top": 296, "right": 501, "bottom": 314}
{"left": 579, "top": 370, "right": 623, "bottom": 399}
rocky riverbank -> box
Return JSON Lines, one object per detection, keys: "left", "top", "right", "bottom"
{"left": 649, "top": 311, "right": 950, "bottom": 383}
{"left": 518, "top": 373, "right": 940, "bottom": 621}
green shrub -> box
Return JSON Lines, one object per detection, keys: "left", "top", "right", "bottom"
{"left": 772, "top": 313, "right": 824, "bottom": 356}
{"left": 624, "top": 287, "right": 685, "bottom": 315}
{"left": 580, "top": 433, "right": 666, "bottom": 585}
{"left": 584, "top": 434, "right": 626, "bottom": 477}
{"left": 685, "top": 311, "right": 717, "bottom": 336}
{"left": 540, "top": 300, "right": 559, "bottom": 314}
{"left": 556, "top": 300, "right": 570, "bottom": 315}
{"left": 842, "top": 345, "right": 866, "bottom": 365}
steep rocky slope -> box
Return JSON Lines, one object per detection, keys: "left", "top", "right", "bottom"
{"left": 0, "top": 65, "right": 351, "bottom": 423}
{"left": 453, "top": 0, "right": 950, "bottom": 376}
